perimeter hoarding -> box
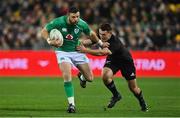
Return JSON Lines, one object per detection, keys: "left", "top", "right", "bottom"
{"left": 0, "top": 50, "right": 180, "bottom": 77}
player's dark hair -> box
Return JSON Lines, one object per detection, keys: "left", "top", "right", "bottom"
{"left": 69, "top": 6, "right": 79, "bottom": 13}
{"left": 99, "top": 23, "right": 112, "bottom": 31}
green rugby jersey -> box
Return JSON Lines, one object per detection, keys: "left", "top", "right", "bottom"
{"left": 45, "top": 15, "right": 91, "bottom": 52}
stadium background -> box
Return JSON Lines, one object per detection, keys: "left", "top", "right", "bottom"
{"left": 0, "top": 0, "right": 180, "bottom": 117}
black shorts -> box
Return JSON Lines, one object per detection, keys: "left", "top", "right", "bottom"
{"left": 104, "top": 59, "right": 136, "bottom": 80}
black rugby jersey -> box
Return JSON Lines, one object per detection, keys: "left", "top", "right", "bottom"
{"left": 106, "top": 35, "right": 133, "bottom": 63}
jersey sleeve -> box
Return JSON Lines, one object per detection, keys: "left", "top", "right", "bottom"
{"left": 45, "top": 18, "right": 60, "bottom": 33}
{"left": 82, "top": 22, "right": 91, "bottom": 36}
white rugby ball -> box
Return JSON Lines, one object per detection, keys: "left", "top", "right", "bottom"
{"left": 49, "top": 29, "right": 63, "bottom": 46}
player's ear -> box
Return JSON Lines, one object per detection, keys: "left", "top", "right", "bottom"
{"left": 108, "top": 31, "right": 112, "bottom": 35}
{"left": 67, "top": 12, "right": 72, "bottom": 17}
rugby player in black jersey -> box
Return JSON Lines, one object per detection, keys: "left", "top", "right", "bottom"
{"left": 77, "top": 23, "right": 148, "bottom": 112}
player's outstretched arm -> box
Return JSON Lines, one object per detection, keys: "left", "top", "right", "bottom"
{"left": 77, "top": 44, "right": 111, "bottom": 56}
{"left": 79, "top": 39, "right": 93, "bottom": 47}
{"left": 41, "top": 28, "right": 49, "bottom": 40}
{"left": 41, "top": 28, "right": 61, "bottom": 47}
{"left": 89, "top": 31, "right": 109, "bottom": 48}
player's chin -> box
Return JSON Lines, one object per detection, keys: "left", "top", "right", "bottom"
{"left": 102, "top": 40, "right": 106, "bottom": 42}
{"left": 72, "top": 21, "right": 78, "bottom": 25}
{"left": 102, "top": 39, "right": 108, "bottom": 42}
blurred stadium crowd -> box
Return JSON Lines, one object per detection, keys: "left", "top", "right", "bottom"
{"left": 0, "top": 0, "right": 179, "bottom": 51}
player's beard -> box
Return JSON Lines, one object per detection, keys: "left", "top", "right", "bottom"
{"left": 69, "top": 19, "right": 78, "bottom": 25}
{"left": 101, "top": 37, "right": 107, "bottom": 42}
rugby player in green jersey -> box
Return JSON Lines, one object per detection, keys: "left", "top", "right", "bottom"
{"left": 41, "top": 6, "right": 109, "bottom": 113}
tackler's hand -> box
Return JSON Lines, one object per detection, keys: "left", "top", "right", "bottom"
{"left": 76, "top": 44, "right": 87, "bottom": 53}
{"left": 102, "top": 42, "right": 110, "bottom": 48}
{"left": 102, "top": 48, "right": 112, "bottom": 55}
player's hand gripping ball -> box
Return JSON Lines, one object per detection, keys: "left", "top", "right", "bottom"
{"left": 48, "top": 29, "right": 64, "bottom": 47}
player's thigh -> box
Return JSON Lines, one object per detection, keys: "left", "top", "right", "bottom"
{"left": 59, "top": 62, "right": 72, "bottom": 75}
{"left": 59, "top": 62, "right": 72, "bottom": 81}
{"left": 73, "top": 52, "right": 89, "bottom": 66}
{"left": 127, "top": 79, "right": 141, "bottom": 93}
{"left": 55, "top": 51, "right": 73, "bottom": 65}
{"left": 102, "top": 67, "right": 114, "bottom": 80}
{"left": 73, "top": 52, "right": 93, "bottom": 81}
{"left": 103, "top": 62, "right": 119, "bottom": 78}
{"left": 56, "top": 51, "right": 73, "bottom": 81}
{"left": 76, "top": 63, "right": 93, "bottom": 81}
{"left": 120, "top": 61, "right": 136, "bottom": 80}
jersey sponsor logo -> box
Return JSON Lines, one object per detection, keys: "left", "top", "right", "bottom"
{"left": 66, "top": 34, "right": 73, "bottom": 40}
{"left": 62, "top": 28, "right": 67, "bottom": 32}
{"left": 74, "top": 28, "right": 79, "bottom": 34}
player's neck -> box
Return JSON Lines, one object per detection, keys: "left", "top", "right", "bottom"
{"left": 67, "top": 17, "right": 70, "bottom": 24}
{"left": 67, "top": 17, "right": 75, "bottom": 26}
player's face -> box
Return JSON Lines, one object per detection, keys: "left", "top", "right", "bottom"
{"left": 68, "top": 12, "right": 80, "bottom": 25}
{"left": 99, "top": 29, "right": 111, "bottom": 42}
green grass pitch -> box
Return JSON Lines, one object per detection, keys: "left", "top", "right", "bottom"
{"left": 0, "top": 77, "right": 179, "bottom": 117}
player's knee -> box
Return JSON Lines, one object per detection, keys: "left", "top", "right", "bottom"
{"left": 128, "top": 80, "right": 140, "bottom": 93}
{"left": 102, "top": 75, "right": 107, "bottom": 81}
{"left": 102, "top": 72, "right": 111, "bottom": 79}
{"left": 89, "top": 76, "right": 93, "bottom": 82}
{"left": 85, "top": 74, "right": 94, "bottom": 82}
{"left": 102, "top": 74, "right": 110, "bottom": 84}
{"left": 102, "top": 79, "right": 108, "bottom": 85}
{"left": 129, "top": 85, "right": 140, "bottom": 94}
{"left": 62, "top": 73, "right": 71, "bottom": 81}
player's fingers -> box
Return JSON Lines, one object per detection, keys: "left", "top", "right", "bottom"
{"left": 76, "top": 46, "right": 81, "bottom": 51}
{"left": 103, "top": 42, "right": 110, "bottom": 48}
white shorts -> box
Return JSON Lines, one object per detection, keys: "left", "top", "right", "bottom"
{"left": 55, "top": 51, "right": 89, "bottom": 66}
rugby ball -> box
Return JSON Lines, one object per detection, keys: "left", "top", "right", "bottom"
{"left": 49, "top": 29, "right": 63, "bottom": 46}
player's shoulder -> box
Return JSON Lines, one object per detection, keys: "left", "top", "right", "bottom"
{"left": 109, "top": 35, "right": 122, "bottom": 46}
{"left": 79, "top": 18, "right": 87, "bottom": 24}
{"left": 110, "top": 35, "right": 118, "bottom": 42}
{"left": 78, "top": 18, "right": 89, "bottom": 27}
{"left": 56, "top": 15, "right": 66, "bottom": 21}
{"left": 52, "top": 15, "right": 66, "bottom": 24}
